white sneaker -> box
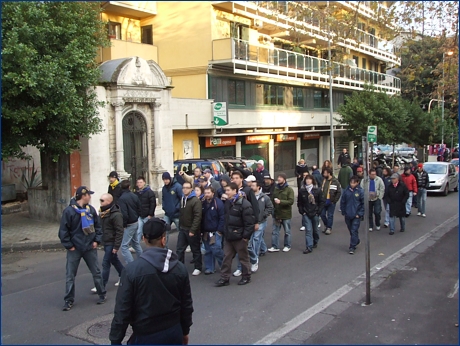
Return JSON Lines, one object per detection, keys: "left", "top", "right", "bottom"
{"left": 376, "top": 226, "right": 381, "bottom": 231}
{"left": 300, "top": 226, "right": 306, "bottom": 231}
{"left": 369, "top": 228, "right": 373, "bottom": 232}
{"left": 318, "top": 223, "right": 321, "bottom": 228}
{"left": 115, "top": 278, "right": 121, "bottom": 286}
{"left": 91, "top": 287, "right": 97, "bottom": 293}
{"left": 251, "top": 262, "right": 259, "bottom": 273}
{"left": 282, "top": 246, "right": 291, "bottom": 252}
{"left": 129, "top": 246, "right": 136, "bottom": 253}
{"left": 233, "top": 269, "right": 242, "bottom": 277}
{"left": 422, "top": 214, "right": 426, "bottom": 218}
{"left": 185, "top": 246, "right": 191, "bottom": 253}
{"left": 267, "top": 247, "right": 280, "bottom": 252}
{"left": 417, "top": 212, "right": 421, "bottom": 216}
{"left": 192, "top": 269, "right": 201, "bottom": 276}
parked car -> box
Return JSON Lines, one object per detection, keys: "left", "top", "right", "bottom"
{"left": 395, "top": 147, "right": 416, "bottom": 157}
{"left": 424, "top": 162, "right": 459, "bottom": 196}
{"left": 217, "top": 156, "right": 257, "bottom": 174}
{"left": 173, "top": 158, "right": 225, "bottom": 182}
{"left": 451, "top": 158, "right": 459, "bottom": 172}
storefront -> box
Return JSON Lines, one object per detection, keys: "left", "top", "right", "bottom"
{"left": 301, "top": 133, "right": 320, "bottom": 169}
{"left": 200, "top": 136, "right": 236, "bottom": 158}
{"left": 241, "top": 135, "right": 270, "bottom": 166}
{"left": 274, "top": 134, "right": 297, "bottom": 178}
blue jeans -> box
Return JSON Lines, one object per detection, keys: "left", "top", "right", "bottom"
{"left": 121, "top": 222, "right": 143, "bottom": 264}
{"left": 65, "top": 248, "right": 106, "bottom": 303}
{"left": 203, "top": 233, "right": 224, "bottom": 272}
{"left": 369, "top": 199, "right": 382, "bottom": 228}
{"left": 302, "top": 215, "right": 319, "bottom": 249}
{"left": 271, "top": 219, "right": 292, "bottom": 249}
{"left": 406, "top": 191, "right": 413, "bottom": 215}
{"left": 163, "top": 215, "right": 179, "bottom": 247}
{"left": 237, "top": 229, "right": 259, "bottom": 270}
{"left": 253, "top": 221, "right": 267, "bottom": 257}
{"left": 259, "top": 221, "right": 268, "bottom": 254}
{"left": 345, "top": 217, "right": 361, "bottom": 249}
{"left": 102, "top": 245, "right": 124, "bottom": 286}
{"left": 383, "top": 201, "right": 390, "bottom": 225}
{"left": 417, "top": 188, "right": 427, "bottom": 214}
{"left": 390, "top": 216, "right": 406, "bottom": 232}
{"left": 320, "top": 203, "right": 336, "bottom": 229}
{"left": 137, "top": 216, "right": 150, "bottom": 243}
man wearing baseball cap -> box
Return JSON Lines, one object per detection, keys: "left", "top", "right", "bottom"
{"left": 59, "top": 186, "right": 106, "bottom": 311}
{"left": 254, "top": 160, "right": 269, "bottom": 184}
{"left": 108, "top": 171, "right": 122, "bottom": 204}
{"left": 203, "top": 169, "right": 220, "bottom": 191}
{"left": 414, "top": 163, "right": 429, "bottom": 217}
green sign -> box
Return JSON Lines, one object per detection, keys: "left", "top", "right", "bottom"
{"left": 212, "top": 102, "right": 228, "bottom": 126}
{"left": 367, "top": 125, "right": 377, "bottom": 143}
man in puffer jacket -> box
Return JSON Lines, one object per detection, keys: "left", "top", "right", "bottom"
{"left": 400, "top": 166, "right": 418, "bottom": 217}
{"left": 215, "top": 182, "right": 255, "bottom": 287}
{"left": 134, "top": 176, "right": 156, "bottom": 244}
{"left": 414, "top": 163, "right": 429, "bottom": 217}
{"left": 320, "top": 167, "right": 342, "bottom": 235}
{"left": 340, "top": 176, "right": 364, "bottom": 255}
{"left": 162, "top": 172, "right": 182, "bottom": 246}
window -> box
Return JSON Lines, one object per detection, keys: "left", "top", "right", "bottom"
{"left": 108, "top": 22, "right": 121, "bottom": 40}
{"left": 141, "top": 25, "right": 153, "bottom": 45}
{"left": 258, "top": 84, "right": 285, "bottom": 106}
{"left": 293, "top": 87, "right": 304, "bottom": 107}
{"left": 362, "top": 58, "right": 367, "bottom": 70}
{"left": 228, "top": 80, "right": 245, "bottom": 105}
{"left": 313, "top": 90, "right": 329, "bottom": 109}
{"left": 352, "top": 55, "right": 359, "bottom": 67}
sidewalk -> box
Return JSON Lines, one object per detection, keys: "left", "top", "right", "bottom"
{"left": 279, "top": 224, "right": 459, "bottom": 345}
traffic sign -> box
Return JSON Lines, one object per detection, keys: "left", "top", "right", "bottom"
{"left": 367, "top": 125, "right": 377, "bottom": 143}
{"left": 212, "top": 102, "right": 228, "bottom": 126}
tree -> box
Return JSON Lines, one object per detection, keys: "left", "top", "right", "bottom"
{"left": 2, "top": 2, "right": 109, "bottom": 161}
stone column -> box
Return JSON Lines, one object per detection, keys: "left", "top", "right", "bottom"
{"left": 112, "top": 101, "right": 126, "bottom": 176}
{"left": 269, "top": 138, "right": 275, "bottom": 178}
{"left": 150, "top": 101, "right": 168, "bottom": 200}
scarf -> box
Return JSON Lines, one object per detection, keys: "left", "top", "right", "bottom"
{"left": 110, "top": 179, "right": 119, "bottom": 190}
{"left": 322, "top": 178, "right": 331, "bottom": 202}
{"left": 306, "top": 184, "right": 316, "bottom": 204}
{"left": 72, "top": 204, "right": 95, "bottom": 236}
{"left": 99, "top": 202, "right": 113, "bottom": 219}
{"left": 137, "top": 185, "right": 151, "bottom": 195}
{"left": 257, "top": 166, "right": 264, "bottom": 173}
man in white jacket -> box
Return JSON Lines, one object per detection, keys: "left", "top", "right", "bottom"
{"left": 361, "top": 169, "right": 385, "bottom": 231}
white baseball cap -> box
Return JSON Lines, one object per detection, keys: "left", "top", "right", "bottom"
{"left": 245, "top": 175, "right": 257, "bottom": 182}
{"left": 257, "top": 160, "right": 264, "bottom": 165}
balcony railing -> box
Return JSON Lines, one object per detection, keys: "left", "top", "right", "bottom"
{"left": 97, "top": 39, "right": 158, "bottom": 64}
{"left": 212, "top": 38, "right": 401, "bottom": 94}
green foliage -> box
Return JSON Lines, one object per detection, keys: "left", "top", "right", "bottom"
{"left": 2, "top": 2, "right": 110, "bottom": 160}
{"left": 21, "top": 160, "right": 42, "bottom": 190}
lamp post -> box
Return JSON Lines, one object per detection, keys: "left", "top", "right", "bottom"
{"left": 441, "top": 51, "right": 454, "bottom": 145}
{"left": 327, "top": 1, "right": 334, "bottom": 165}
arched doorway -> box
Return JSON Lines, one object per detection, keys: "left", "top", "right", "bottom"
{"left": 123, "top": 111, "right": 148, "bottom": 184}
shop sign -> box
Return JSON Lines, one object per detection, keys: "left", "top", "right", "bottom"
{"left": 303, "top": 133, "right": 321, "bottom": 140}
{"left": 246, "top": 135, "right": 271, "bottom": 144}
{"left": 276, "top": 134, "right": 297, "bottom": 142}
{"left": 205, "top": 137, "right": 236, "bottom": 148}
{"left": 212, "top": 102, "right": 228, "bottom": 126}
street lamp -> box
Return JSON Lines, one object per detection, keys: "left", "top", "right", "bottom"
{"left": 327, "top": 1, "right": 334, "bottom": 165}
{"left": 441, "top": 50, "right": 454, "bottom": 145}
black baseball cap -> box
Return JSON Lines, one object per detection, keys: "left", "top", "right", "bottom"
{"left": 143, "top": 218, "right": 171, "bottom": 240}
{"left": 108, "top": 171, "right": 119, "bottom": 178}
{"left": 75, "top": 186, "right": 94, "bottom": 198}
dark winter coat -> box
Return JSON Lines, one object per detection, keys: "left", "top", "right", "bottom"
{"left": 295, "top": 164, "right": 309, "bottom": 178}
{"left": 201, "top": 197, "right": 225, "bottom": 234}
{"left": 254, "top": 168, "right": 270, "bottom": 183}
{"left": 321, "top": 176, "right": 342, "bottom": 205}
{"left": 415, "top": 170, "right": 430, "bottom": 189}
{"left": 239, "top": 182, "right": 260, "bottom": 221}
{"left": 118, "top": 189, "right": 142, "bottom": 227}
{"left": 297, "top": 186, "right": 325, "bottom": 218}
{"left": 179, "top": 191, "right": 202, "bottom": 235}
{"left": 162, "top": 179, "right": 183, "bottom": 219}
{"left": 312, "top": 169, "right": 323, "bottom": 187}
{"left": 134, "top": 186, "right": 156, "bottom": 218}
{"left": 217, "top": 175, "right": 231, "bottom": 200}
{"left": 255, "top": 191, "right": 274, "bottom": 223}
{"left": 108, "top": 182, "right": 122, "bottom": 204}
{"left": 337, "top": 152, "right": 351, "bottom": 166}
{"left": 273, "top": 182, "right": 295, "bottom": 220}
{"left": 100, "top": 204, "right": 124, "bottom": 250}
{"left": 109, "top": 247, "right": 193, "bottom": 344}
{"left": 223, "top": 194, "right": 255, "bottom": 241}
{"left": 384, "top": 182, "right": 409, "bottom": 218}
{"left": 58, "top": 199, "right": 102, "bottom": 252}
{"left": 340, "top": 185, "right": 365, "bottom": 219}
{"left": 262, "top": 181, "right": 275, "bottom": 199}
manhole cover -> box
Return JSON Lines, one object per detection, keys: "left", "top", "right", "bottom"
{"left": 87, "top": 320, "right": 132, "bottom": 339}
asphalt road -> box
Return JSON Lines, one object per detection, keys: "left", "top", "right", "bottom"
{"left": 1, "top": 192, "right": 458, "bottom": 345}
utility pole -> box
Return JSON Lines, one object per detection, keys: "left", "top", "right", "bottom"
{"left": 362, "top": 135, "right": 371, "bottom": 306}
{"left": 327, "top": 1, "right": 334, "bottom": 165}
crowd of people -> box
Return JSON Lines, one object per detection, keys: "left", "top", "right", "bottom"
{"left": 58, "top": 151, "right": 432, "bottom": 344}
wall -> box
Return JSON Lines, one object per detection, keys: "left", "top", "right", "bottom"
{"left": 98, "top": 39, "right": 158, "bottom": 63}
{"left": 1, "top": 146, "right": 41, "bottom": 193}
{"left": 169, "top": 74, "right": 207, "bottom": 99}
{"left": 172, "top": 130, "right": 200, "bottom": 162}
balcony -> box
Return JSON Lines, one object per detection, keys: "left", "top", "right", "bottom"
{"left": 212, "top": 1, "right": 400, "bottom": 66}
{"left": 102, "top": 1, "right": 157, "bottom": 19}
{"left": 97, "top": 39, "right": 158, "bottom": 64}
{"left": 210, "top": 38, "right": 401, "bottom": 94}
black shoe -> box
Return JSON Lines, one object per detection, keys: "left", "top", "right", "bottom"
{"left": 238, "top": 277, "right": 251, "bottom": 285}
{"left": 97, "top": 296, "right": 107, "bottom": 305}
{"left": 312, "top": 243, "right": 318, "bottom": 249}
{"left": 356, "top": 240, "right": 361, "bottom": 247}
{"left": 303, "top": 248, "right": 312, "bottom": 254}
{"left": 215, "top": 278, "right": 230, "bottom": 287}
{"left": 383, "top": 224, "right": 389, "bottom": 228}
{"left": 400, "top": 229, "right": 405, "bottom": 232}
{"left": 349, "top": 248, "right": 355, "bottom": 255}
{"left": 406, "top": 213, "right": 410, "bottom": 218}
{"left": 63, "top": 301, "right": 73, "bottom": 311}
{"left": 259, "top": 252, "right": 266, "bottom": 257}
{"left": 389, "top": 231, "right": 394, "bottom": 235}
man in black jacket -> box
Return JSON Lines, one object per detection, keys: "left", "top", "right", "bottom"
{"left": 110, "top": 218, "right": 193, "bottom": 345}
{"left": 118, "top": 180, "right": 142, "bottom": 264}
{"left": 215, "top": 182, "right": 255, "bottom": 287}
{"left": 134, "top": 176, "right": 156, "bottom": 244}
{"left": 295, "top": 159, "right": 309, "bottom": 189}
{"left": 414, "top": 163, "right": 429, "bottom": 217}
{"left": 108, "top": 171, "right": 122, "bottom": 203}
{"left": 337, "top": 148, "right": 351, "bottom": 168}
{"left": 91, "top": 193, "right": 124, "bottom": 293}
{"left": 59, "top": 186, "right": 106, "bottom": 311}
{"left": 231, "top": 171, "right": 260, "bottom": 228}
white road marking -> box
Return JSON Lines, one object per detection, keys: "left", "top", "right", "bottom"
{"left": 254, "top": 215, "right": 458, "bottom": 345}
{"left": 448, "top": 279, "right": 459, "bottom": 298}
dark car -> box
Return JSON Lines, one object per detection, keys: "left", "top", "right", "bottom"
{"left": 173, "top": 158, "right": 225, "bottom": 182}
{"left": 217, "top": 156, "right": 256, "bottom": 175}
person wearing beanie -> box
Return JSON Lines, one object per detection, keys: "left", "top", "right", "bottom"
{"left": 108, "top": 171, "right": 122, "bottom": 204}
{"left": 217, "top": 174, "right": 231, "bottom": 200}
{"left": 268, "top": 172, "right": 294, "bottom": 253}
{"left": 400, "top": 166, "right": 418, "bottom": 217}
{"left": 262, "top": 174, "right": 275, "bottom": 201}
{"left": 295, "top": 159, "right": 310, "bottom": 189}
{"left": 162, "top": 172, "right": 183, "bottom": 247}
{"left": 384, "top": 173, "right": 409, "bottom": 235}
{"left": 253, "top": 160, "right": 269, "bottom": 184}
{"left": 109, "top": 218, "right": 194, "bottom": 345}
{"left": 414, "top": 163, "right": 429, "bottom": 217}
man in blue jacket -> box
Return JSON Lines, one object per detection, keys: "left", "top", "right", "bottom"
{"left": 201, "top": 186, "right": 225, "bottom": 275}
{"left": 59, "top": 186, "right": 106, "bottom": 311}
{"left": 162, "top": 172, "right": 182, "bottom": 247}
{"left": 340, "top": 176, "right": 365, "bottom": 255}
